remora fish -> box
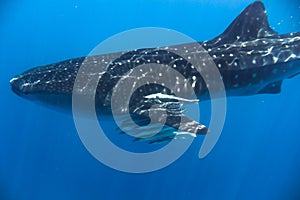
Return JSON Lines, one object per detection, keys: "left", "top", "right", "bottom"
{"left": 10, "top": 1, "right": 300, "bottom": 142}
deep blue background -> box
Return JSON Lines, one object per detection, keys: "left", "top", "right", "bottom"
{"left": 1, "top": 0, "right": 300, "bottom": 199}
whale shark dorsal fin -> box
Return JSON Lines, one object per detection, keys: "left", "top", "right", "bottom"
{"left": 211, "top": 1, "right": 277, "bottom": 44}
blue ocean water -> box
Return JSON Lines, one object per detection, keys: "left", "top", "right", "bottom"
{"left": 1, "top": 0, "right": 300, "bottom": 199}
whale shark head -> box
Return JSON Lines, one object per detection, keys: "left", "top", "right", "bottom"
{"left": 10, "top": 58, "right": 82, "bottom": 109}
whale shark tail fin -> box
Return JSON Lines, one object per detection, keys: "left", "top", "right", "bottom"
{"left": 210, "top": 1, "right": 277, "bottom": 45}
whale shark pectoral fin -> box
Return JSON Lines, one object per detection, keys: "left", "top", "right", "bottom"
{"left": 257, "top": 81, "right": 282, "bottom": 94}
{"left": 211, "top": 1, "right": 277, "bottom": 45}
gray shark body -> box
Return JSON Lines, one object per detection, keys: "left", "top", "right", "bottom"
{"left": 10, "top": 1, "right": 300, "bottom": 142}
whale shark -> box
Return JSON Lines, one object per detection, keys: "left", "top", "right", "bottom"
{"left": 10, "top": 1, "right": 300, "bottom": 142}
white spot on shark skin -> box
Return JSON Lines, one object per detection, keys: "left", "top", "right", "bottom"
{"left": 252, "top": 73, "right": 257, "bottom": 78}
{"left": 184, "top": 82, "right": 188, "bottom": 88}
{"left": 252, "top": 59, "right": 257, "bottom": 64}
{"left": 273, "top": 56, "right": 279, "bottom": 63}
{"left": 20, "top": 82, "right": 30, "bottom": 90}
{"left": 33, "top": 80, "right": 41, "bottom": 84}
{"left": 247, "top": 50, "right": 254, "bottom": 55}
{"left": 283, "top": 53, "right": 297, "bottom": 62}
{"left": 267, "top": 46, "right": 274, "bottom": 54}
{"left": 192, "top": 81, "right": 196, "bottom": 88}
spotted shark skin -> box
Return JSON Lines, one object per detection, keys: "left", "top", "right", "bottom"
{"left": 10, "top": 1, "right": 300, "bottom": 142}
